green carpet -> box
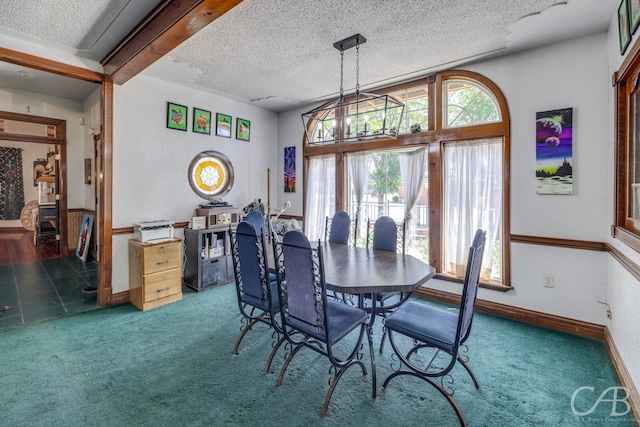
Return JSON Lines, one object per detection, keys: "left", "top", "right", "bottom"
{"left": 0, "top": 283, "right": 636, "bottom": 426}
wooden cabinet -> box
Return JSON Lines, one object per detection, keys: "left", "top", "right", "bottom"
{"left": 129, "top": 238, "right": 182, "bottom": 311}
{"left": 184, "top": 227, "right": 233, "bottom": 292}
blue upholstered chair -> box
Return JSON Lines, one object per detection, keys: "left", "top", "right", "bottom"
{"left": 382, "top": 229, "right": 486, "bottom": 427}
{"left": 325, "top": 210, "right": 352, "bottom": 245}
{"left": 229, "top": 221, "right": 283, "bottom": 373}
{"left": 272, "top": 230, "right": 375, "bottom": 417}
{"left": 245, "top": 210, "right": 267, "bottom": 237}
{"left": 365, "top": 215, "right": 405, "bottom": 254}
{"left": 364, "top": 216, "right": 406, "bottom": 353}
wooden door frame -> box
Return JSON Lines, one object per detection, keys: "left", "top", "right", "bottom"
{"left": 0, "top": 111, "right": 68, "bottom": 256}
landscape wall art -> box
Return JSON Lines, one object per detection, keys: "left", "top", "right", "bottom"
{"left": 535, "top": 107, "right": 573, "bottom": 195}
{"left": 284, "top": 146, "right": 296, "bottom": 193}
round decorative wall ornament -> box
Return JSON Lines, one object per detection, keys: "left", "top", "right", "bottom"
{"left": 188, "top": 151, "right": 234, "bottom": 200}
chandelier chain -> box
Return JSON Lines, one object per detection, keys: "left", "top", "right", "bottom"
{"left": 340, "top": 50, "right": 345, "bottom": 99}
{"left": 355, "top": 42, "right": 360, "bottom": 94}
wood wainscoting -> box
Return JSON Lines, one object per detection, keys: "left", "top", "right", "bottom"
{"left": 67, "top": 209, "right": 84, "bottom": 252}
{"left": 67, "top": 209, "right": 96, "bottom": 258}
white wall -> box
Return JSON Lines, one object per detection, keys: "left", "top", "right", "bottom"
{"left": 277, "top": 33, "right": 611, "bottom": 325}
{"left": 81, "top": 87, "right": 102, "bottom": 212}
{"left": 462, "top": 33, "right": 610, "bottom": 324}
{"left": 110, "top": 74, "right": 278, "bottom": 292}
{"left": 276, "top": 106, "right": 309, "bottom": 217}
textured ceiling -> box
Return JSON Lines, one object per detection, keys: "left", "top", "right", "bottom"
{"left": 0, "top": 0, "right": 619, "bottom": 111}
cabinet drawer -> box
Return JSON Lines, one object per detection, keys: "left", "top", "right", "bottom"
{"left": 40, "top": 208, "right": 57, "bottom": 221}
{"left": 201, "top": 257, "right": 228, "bottom": 287}
{"left": 142, "top": 242, "right": 181, "bottom": 274}
{"left": 142, "top": 268, "right": 181, "bottom": 302}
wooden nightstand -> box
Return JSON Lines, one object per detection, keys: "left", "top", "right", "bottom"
{"left": 129, "top": 238, "right": 182, "bottom": 311}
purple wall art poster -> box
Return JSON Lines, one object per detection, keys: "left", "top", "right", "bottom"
{"left": 535, "top": 107, "right": 573, "bottom": 195}
{"left": 284, "top": 146, "right": 296, "bottom": 193}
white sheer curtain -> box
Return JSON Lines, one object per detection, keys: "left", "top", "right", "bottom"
{"left": 305, "top": 154, "right": 336, "bottom": 240}
{"left": 443, "top": 138, "right": 502, "bottom": 281}
{"left": 399, "top": 147, "right": 427, "bottom": 249}
{"left": 347, "top": 152, "right": 371, "bottom": 239}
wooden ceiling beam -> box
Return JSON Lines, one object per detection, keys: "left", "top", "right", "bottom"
{"left": 0, "top": 47, "right": 105, "bottom": 83}
{"left": 102, "top": 0, "right": 242, "bottom": 85}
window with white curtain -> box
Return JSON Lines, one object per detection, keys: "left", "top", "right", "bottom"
{"left": 443, "top": 138, "right": 502, "bottom": 281}
{"left": 304, "top": 154, "right": 335, "bottom": 240}
{"left": 304, "top": 70, "right": 510, "bottom": 289}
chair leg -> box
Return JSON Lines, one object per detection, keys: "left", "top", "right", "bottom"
{"left": 378, "top": 328, "right": 388, "bottom": 354}
{"left": 366, "top": 325, "right": 377, "bottom": 399}
{"left": 321, "top": 361, "right": 366, "bottom": 417}
{"left": 457, "top": 355, "right": 480, "bottom": 389}
{"left": 232, "top": 317, "right": 260, "bottom": 355}
{"left": 276, "top": 342, "right": 306, "bottom": 386}
{"left": 383, "top": 371, "right": 468, "bottom": 427}
{"left": 264, "top": 334, "right": 286, "bottom": 374}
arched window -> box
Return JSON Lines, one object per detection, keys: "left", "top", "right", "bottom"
{"left": 444, "top": 79, "right": 501, "bottom": 128}
{"left": 304, "top": 70, "right": 511, "bottom": 289}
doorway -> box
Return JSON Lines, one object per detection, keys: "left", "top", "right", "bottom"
{"left": 0, "top": 140, "right": 62, "bottom": 265}
{"left": 0, "top": 112, "right": 70, "bottom": 258}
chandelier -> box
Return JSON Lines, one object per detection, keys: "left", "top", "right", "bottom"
{"left": 301, "top": 34, "right": 405, "bottom": 146}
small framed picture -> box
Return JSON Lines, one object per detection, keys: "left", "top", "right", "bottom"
{"left": 216, "top": 113, "right": 232, "bottom": 138}
{"left": 629, "top": 0, "right": 640, "bottom": 35}
{"left": 619, "top": 0, "right": 631, "bottom": 55}
{"left": 191, "top": 216, "right": 206, "bottom": 230}
{"left": 236, "top": 118, "right": 250, "bottom": 141}
{"left": 193, "top": 108, "right": 211, "bottom": 135}
{"left": 84, "top": 158, "right": 92, "bottom": 185}
{"left": 167, "top": 102, "right": 188, "bottom": 131}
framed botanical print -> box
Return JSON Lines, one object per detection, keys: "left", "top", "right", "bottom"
{"left": 630, "top": 0, "right": 640, "bottom": 35}
{"left": 236, "top": 118, "right": 250, "bottom": 141}
{"left": 193, "top": 108, "right": 211, "bottom": 135}
{"left": 167, "top": 102, "right": 188, "bottom": 131}
{"left": 216, "top": 113, "right": 232, "bottom": 138}
{"left": 619, "top": 0, "right": 632, "bottom": 55}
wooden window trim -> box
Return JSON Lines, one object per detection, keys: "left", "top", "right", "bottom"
{"left": 303, "top": 69, "right": 512, "bottom": 288}
{"left": 614, "top": 33, "right": 640, "bottom": 252}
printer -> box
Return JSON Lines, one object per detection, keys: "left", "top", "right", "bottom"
{"left": 133, "top": 220, "right": 175, "bottom": 243}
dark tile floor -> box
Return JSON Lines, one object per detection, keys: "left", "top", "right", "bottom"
{"left": 0, "top": 257, "right": 100, "bottom": 330}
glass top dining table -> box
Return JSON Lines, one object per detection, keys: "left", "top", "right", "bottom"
{"left": 318, "top": 241, "right": 436, "bottom": 295}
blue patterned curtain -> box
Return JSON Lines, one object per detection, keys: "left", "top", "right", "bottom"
{"left": 0, "top": 147, "right": 24, "bottom": 220}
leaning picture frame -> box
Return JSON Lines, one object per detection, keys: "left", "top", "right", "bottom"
{"left": 236, "top": 118, "right": 250, "bottom": 141}
{"left": 167, "top": 102, "right": 188, "bottom": 131}
{"left": 630, "top": 0, "right": 640, "bottom": 35}
{"left": 193, "top": 108, "right": 211, "bottom": 135}
{"left": 216, "top": 113, "right": 232, "bottom": 138}
{"left": 620, "top": 0, "right": 632, "bottom": 55}
{"left": 76, "top": 214, "right": 94, "bottom": 262}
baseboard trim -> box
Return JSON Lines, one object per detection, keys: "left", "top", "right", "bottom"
{"left": 413, "top": 287, "right": 605, "bottom": 340}
{"left": 0, "top": 227, "right": 27, "bottom": 233}
{"left": 604, "top": 327, "right": 640, "bottom": 421}
{"left": 109, "top": 290, "right": 129, "bottom": 306}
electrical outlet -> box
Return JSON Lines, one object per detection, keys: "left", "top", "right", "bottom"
{"left": 543, "top": 274, "right": 554, "bottom": 288}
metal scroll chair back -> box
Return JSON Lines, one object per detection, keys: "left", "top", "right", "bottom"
{"left": 366, "top": 216, "right": 405, "bottom": 253}
{"left": 273, "top": 230, "right": 374, "bottom": 417}
{"left": 382, "top": 229, "right": 486, "bottom": 427}
{"left": 325, "top": 210, "right": 351, "bottom": 245}
{"left": 229, "top": 221, "right": 283, "bottom": 373}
